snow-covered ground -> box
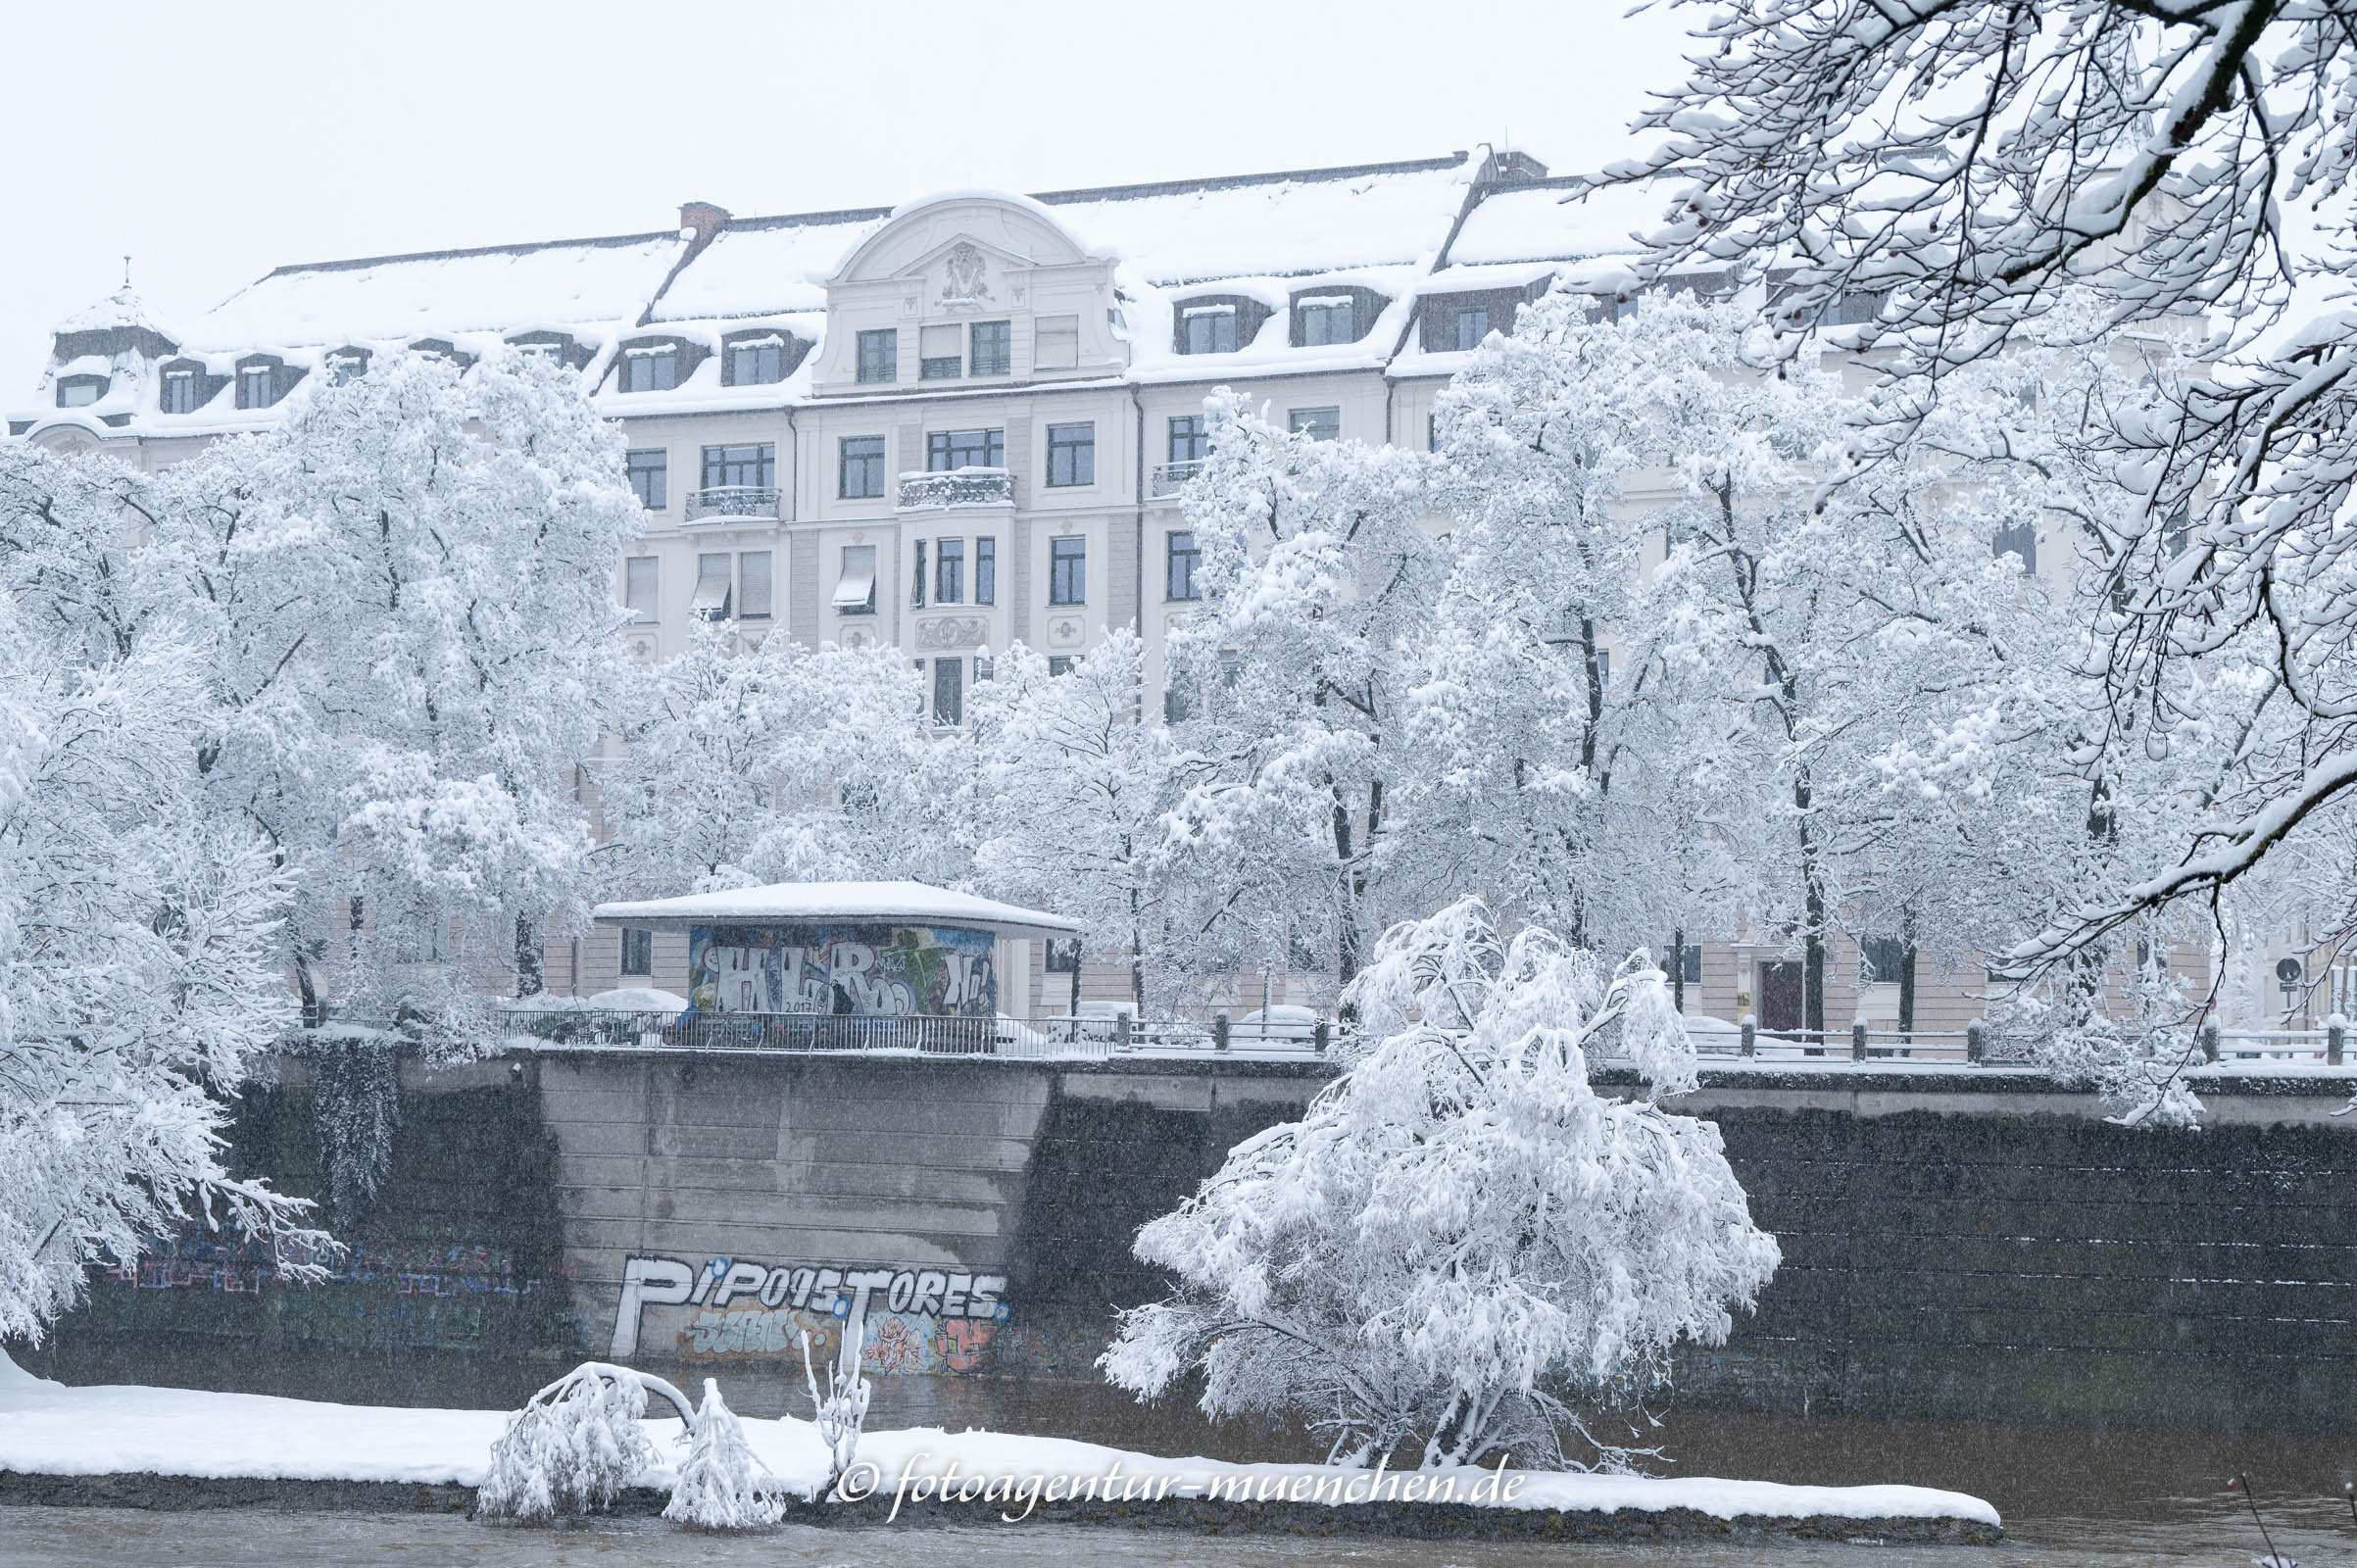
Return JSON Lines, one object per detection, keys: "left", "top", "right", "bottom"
{"left": 0, "top": 1359, "right": 1997, "bottom": 1526}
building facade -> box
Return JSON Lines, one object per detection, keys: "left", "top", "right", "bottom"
{"left": 19, "top": 147, "right": 2320, "bottom": 1035}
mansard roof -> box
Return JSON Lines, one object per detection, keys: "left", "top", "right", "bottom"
{"left": 15, "top": 149, "right": 1685, "bottom": 435}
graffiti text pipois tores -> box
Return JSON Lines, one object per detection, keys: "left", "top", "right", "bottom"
{"left": 612, "top": 1253, "right": 1008, "bottom": 1364}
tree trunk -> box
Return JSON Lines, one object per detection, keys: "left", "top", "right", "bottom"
{"left": 1898, "top": 909, "right": 1918, "bottom": 1041}
{"left": 515, "top": 911, "right": 543, "bottom": 998}
{"left": 1795, "top": 769, "right": 1826, "bottom": 1041}
{"left": 1672, "top": 926, "right": 1686, "bottom": 1013}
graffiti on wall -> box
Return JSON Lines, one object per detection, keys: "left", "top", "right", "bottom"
{"left": 688, "top": 924, "right": 997, "bottom": 1017}
{"left": 613, "top": 1253, "right": 1010, "bottom": 1375}
{"left": 95, "top": 1232, "right": 540, "bottom": 1300}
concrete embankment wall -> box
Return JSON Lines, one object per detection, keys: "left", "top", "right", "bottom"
{"left": 16, "top": 1054, "right": 2356, "bottom": 1434}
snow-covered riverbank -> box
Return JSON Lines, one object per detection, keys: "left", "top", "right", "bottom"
{"left": 0, "top": 1358, "right": 1997, "bottom": 1533}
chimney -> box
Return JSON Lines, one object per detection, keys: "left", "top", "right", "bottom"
{"left": 678, "top": 201, "right": 731, "bottom": 248}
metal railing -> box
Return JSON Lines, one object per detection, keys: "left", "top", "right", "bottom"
{"left": 1149, "top": 460, "right": 1203, "bottom": 498}
{"left": 897, "top": 468, "right": 1014, "bottom": 511}
{"left": 684, "top": 486, "right": 781, "bottom": 520}
{"left": 507, "top": 1008, "right": 1227, "bottom": 1060}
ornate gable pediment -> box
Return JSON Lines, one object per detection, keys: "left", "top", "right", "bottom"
{"left": 828, "top": 194, "right": 1093, "bottom": 288}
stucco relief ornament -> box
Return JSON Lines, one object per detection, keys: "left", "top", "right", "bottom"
{"left": 915, "top": 616, "right": 989, "bottom": 650}
{"left": 1049, "top": 616, "right": 1083, "bottom": 648}
{"left": 940, "top": 242, "right": 993, "bottom": 304}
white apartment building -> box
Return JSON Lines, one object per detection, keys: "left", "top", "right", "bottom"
{"left": 17, "top": 146, "right": 2321, "bottom": 1037}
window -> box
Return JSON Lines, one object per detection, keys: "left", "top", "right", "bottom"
{"left": 834, "top": 544, "right": 877, "bottom": 613}
{"left": 619, "top": 347, "right": 678, "bottom": 392}
{"left": 920, "top": 323, "right": 961, "bottom": 380}
{"left": 1299, "top": 297, "right": 1354, "bottom": 345}
{"left": 1045, "top": 937, "right": 1081, "bottom": 972}
{"left": 1860, "top": 936, "right": 1909, "bottom": 985}
{"left": 856, "top": 328, "right": 898, "bottom": 384}
{"left": 1993, "top": 521, "right": 2038, "bottom": 573}
{"left": 738, "top": 551, "right": 772, "bottom": 618}
{"left": 236, "top": 366, "right": 275, "bottom": 410}
{"left": 516, "top": 340, "right": 566, "bottom": 365}
{"left": 623, "top": 557, "right": 659, "bottom": 621}
{"left": 975, "top": 536, "right": 996, "bottom": 605}
{"left": 1046, "top": 422, "right": 1095, "bottom": 487}
{"left": 727, "top": 336, "right": 784, "bottom": 385}
{"left": 1166, "top": 530, "right": 1201, "bottom": 601}
{"left": 1183, "top": 306, "right": 1237, "bottom": 355}
{"left": 1050, "top": 536, "right": 1086, "bottom": 605}
{"left": 702, "top": 443, "right": 775, "bottom": 491}
{"left": 1164, "top": 681, "right": 1192, "bottom": 725}
{"left": 1034, "top": 315, "right": 1078, "bottom": 370}
{"left": 839, "top": 435, "right": 886, "bottom": 499}
{"left": 692, "top": 553, "right": 733, "bottom": 620}
{"left": 928, "top": 427, "right": 1005, "bottom": 471}
{"left": 1168, "top": 415, "right": 1208, "bottom": 464}
{"left": 970, "top": 320, "right": 1011, "bottom": 376}
{"left": 161, "top": 370, "right": 199, "bottom": 414}
{"left": 933, "top": 657, "right": 963, "bottom": 726}
{"left": 936, "top": 537, "right": 964, "bottom": 605}
{"left": 1289, "top": 407, "right": 1341, "bottom": 442}
{"left": 626, "top": 451, "right": 667, "bottom": 509}
{"left": 1590, "top": 648, "right": 1610, "bottom": 688}
{"left": 56, "top": 375, "right": 104, "bottom": 409}
{"left": 326, "top": 352, "right": 368, "bottom": 386}
{"left": 1453, "top": 304, "right": 1490, "bottom": 351}
{"left": 621, "top": 928, "right": 654, "bottom": 976}
{"left": 911, "top": 538, "right": 927, "bottom": 608}
{"left": 1675, "top": 944, "right": 1703, "bottom": 985}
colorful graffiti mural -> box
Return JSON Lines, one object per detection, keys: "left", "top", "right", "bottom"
{"left": 688, "top": 923, "right": 998, "bottom": 1016}
{"left": 613, "top": 1253, "right": 1011, "bottom": 1374}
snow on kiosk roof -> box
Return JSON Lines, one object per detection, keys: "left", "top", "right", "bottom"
{"left": 592, "top": 880, "right": 1081, "bottom": 942}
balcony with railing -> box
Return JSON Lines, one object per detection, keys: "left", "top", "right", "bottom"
{"left": 684, "top": 485, "right": 782, "bottom": 521}
{"left": 1150, "top": 460, "right": 1203, "bottom": 499}
{"left": 897, "top": 467, "right": 1014, "bottom": 512}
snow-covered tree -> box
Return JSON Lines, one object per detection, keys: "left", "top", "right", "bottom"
{"left": 663, "top": 1379, "right": 786, "bottom": 1530}
{"left": 799, "top": 1319, "right": 870, "bottom": 1503}
{"left": 0, "top": 451, "right": 326, "bottom": 1340}
{"left": 597, "top": 621, "right": 937, "bottom": 898}
{"left": 478, "top": 1361, "right": 694, "bottom": 1524}
{"left": 142, "top": 348, "right": 640, "bottom": 1026}
{"left": 1160, "top": 392, "right": 1440, "bottom": 988}
{"left": 1609, "top": 0, "right": 2357, "bottom": 975}
{"left": 968, "top": 632, "right": 1180, "bottom": 1008}
{"left": 1102, "top": 898, "right": 1780, "bottom": 1470}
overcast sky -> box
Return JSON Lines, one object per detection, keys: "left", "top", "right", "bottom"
{"left": 2, "top": 1, "right": 1696, "bottom": 386}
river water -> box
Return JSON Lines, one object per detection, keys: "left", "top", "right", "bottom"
{"left": 3, "top": 1374, "right": 2352, "bottom": 1565}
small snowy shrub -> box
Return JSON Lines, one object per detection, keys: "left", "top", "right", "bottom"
{"left": 477, "top": 1362, "right": 691, "bottom": 1523}
{"left": 1103, "top": 897, "right": 1781, "bottom": 1471}
{"left": 663, "top": 1379, "right": 784, "bottom": 1530}
{"left": 800, "top": 1321, "right": 871, "bottom": 1501}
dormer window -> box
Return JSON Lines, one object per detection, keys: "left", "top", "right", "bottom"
{"left": 234, "top": 356, "right": 298, "bottom": 411}
{"left": 1298, "top": 296, "right": 1355, "bottom": 346}
{"left": 325, "top": 348, "right": 370, "bottom": 385}
{"left": 516, "top": 341, "right": 566, "bottom": 365}
{"left": 408, "top": 338, "right": 476, "bottom": 369}
{"left": 161, "top": 369, "right": 199, "bottom": 414}
{"left": 725, "top": 335, "right": 784, "bottom": 386}
{"left": 620, "top": 345, "right": 678, "bottom": 392}
{"left": 55, "top": 375, "right": 107, "bottom": 409}
{"left": 1183, "top": 306, "right": 1237, "bottom": 355}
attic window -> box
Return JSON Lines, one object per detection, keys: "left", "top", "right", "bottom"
{"left": 1299, "top": 296, "right": 1355, "bottom": 346}
{"left": 919, "top": 323, "right": 961, "bottom": 380}
{"left": 620, "top": 345, "right": 678, "bottom": 392}
{"left": 326, "top": 349, "right": 370, "bottom": 386}
{"left": 236, "top": 363, "right": 281, "bottom": 410}
{"left": 726, "top": 335, "right": 784, "bottom": 386}
{"left": 56, "top": 376, "right": 106, "bottom": 409}
{"left": 1182, "top": 306, "right": 1237, "bottom": 356}
{"left": 161, "top": 369, "right": 199, "bottom": 414}
{"left": 515, "top": 341, "right": 567, "bottom": 364}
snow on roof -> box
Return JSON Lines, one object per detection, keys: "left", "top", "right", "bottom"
{"left": 54, "top": 286, "right": 179, "bottom": 341}
{"left": 592, "top": 879, "right": 1082, "bottom": 939}
{"left": 185, "top": 233, "right": 689, "bottom": 351}
{"left": 1443, "top": 179, "right": 1667, "bottom": 269}
{"left": 1041, "top": 158, "right": 1473, "bottom": 284}
{"left": 644, "top": 214, "right": 888, "bottom": 321}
